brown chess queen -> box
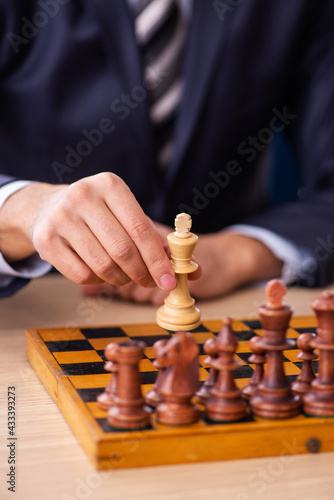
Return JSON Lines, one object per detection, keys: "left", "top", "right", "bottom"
{"left": 250, "top": 280, "right": 301, "bottom": 419}
{"left": 303, "top": 291, "right": 334, "bottom": 417}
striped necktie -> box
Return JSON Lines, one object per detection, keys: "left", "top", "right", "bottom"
{"left": 135, "top": 0, "right": 186, "bottom": 170}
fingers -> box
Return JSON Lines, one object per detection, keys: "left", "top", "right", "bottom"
{"left": 66, "top": 174, "right": 176, "bottom": 291}
{"left": 37, "top": 235, "right": 105, "bottom": 285}
{"left": 82, "top": 200, "right": 154, "bottom": 287}
{"left": 60, "top": 222, "right": 131, "bottom": 286}
{"left": 188, "top": 261, "right": 202, "bottom": 281}
{"left": 32, "top": 173, "right": 177, "bottom": 290}
{"left": 100, "top": 174, "right": 176, "bottom": 290}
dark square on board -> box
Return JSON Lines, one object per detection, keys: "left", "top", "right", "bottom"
{"left": 45, "top": 339, "right": 93, "bottom": 353}
{"left": 59, "top": 361, "right": 106, "bottom": 376}
{"left": 80, "top": 327, "right": 128, "bottom": 339}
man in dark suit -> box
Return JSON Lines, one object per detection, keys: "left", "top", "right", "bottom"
{"left": 0, "top": 0, "right": 333, "bottom": 302}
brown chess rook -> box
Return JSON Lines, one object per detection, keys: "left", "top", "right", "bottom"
{"left": 144, "top": 339, "right": 168, "bottom": 408}
{"left": 195, "top": 337, "right": 219, "bottom": 404}
{"left": 242, "top": 336, "right": 266, "bottom": 400}
{"left": 291, "top": 333, "right": 317, "bottom": 395}
{"left": 155, "top": 331, "right": 200, "bottom": 425}
{"left": 107, "top": 341, "right": 152, "bottom": 429}
{"left": 205, "top": 318, "right": 247, "bottom": 423}
{"left": 303, "top": 291, "right": 334, "bottom": 417}
{"left": 250, "top": 280, "right": 301, "bottom": 419}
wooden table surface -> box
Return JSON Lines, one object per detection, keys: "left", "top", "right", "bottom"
{"left": 1, "top": 275, "right": 334, "bottom": 500}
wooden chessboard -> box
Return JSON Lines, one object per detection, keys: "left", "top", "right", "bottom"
{"left": 26, "top": 316, "right": 334, "bottom": 469}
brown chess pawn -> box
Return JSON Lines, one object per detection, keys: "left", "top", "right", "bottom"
{"left": 242, "top": 336, "right": 266, "bottom": 400}
{"left": 195, "top": 338, "right": 218, "bottom": 404}
{"left": 250, "top": 280, "right": 301, "bottom": 419}
{"left": 303, "top": 291, "right": 334, "bottom": 417}
{"left": 291, "top": 333, "right": 317, "bottom": 395}
{"left": 145, "top": 339, "right": 168, "bottom": 408}
{"left": 205, "top": 318, "right": 247, "bottom": 423}
{"left": 107, "top": 341, "right": 152, "bottom": 429}
{"left": 97, "top": 343, "right": 119, "bottom": 410}
{"left": 155, "top": 331, "right": 200, "bottom": 425}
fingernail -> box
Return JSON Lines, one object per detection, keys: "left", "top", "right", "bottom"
{"left": 159, "top": 274, "right": 177, "bottom": 291}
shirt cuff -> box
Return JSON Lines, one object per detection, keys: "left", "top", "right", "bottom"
{"left": 0, "top": 180, "right": 34, "bottom": 209}
{"left": 227, "top": 224, "right": 313, "bottom": 285}
{"left": 0, "top": 253, "right": 52, "bottom": 277}
{"left": 0, "top": 180, "right": 52, "bottom": 287}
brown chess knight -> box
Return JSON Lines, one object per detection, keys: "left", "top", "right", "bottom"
{"left": 154, "top": 331, "right": 200, "bottom": 425}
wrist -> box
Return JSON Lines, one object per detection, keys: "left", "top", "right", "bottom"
{"left": 236, "top": 234, "right": 284, "bottom": 283}
{"left": 0, "top": 182, "right": 64, "bottom": 262}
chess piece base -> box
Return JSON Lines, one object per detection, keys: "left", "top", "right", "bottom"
{"left": 156, "top": 303, "right": 201, "bottom": 331}
{"left": 145, "top": 388, "right": 162, "bottom": 408}
{"left": 303, "top": 383, "right": 334, "bottom": 417}
{"left": 251, "top": 393, "right": 301, "bottom": 419}
{"left": 97, "top": 391, "right": 114, "bottom": 410}
{"left": 157, "top": 401, "right": 199, "bottom": 425}
{"left": 195, "top": 384, "right": 212, "bottom": 405}
{"left": 291, "top": 380, "right": 312, "bottom": 395}
{"left": 242, "top": 383, "right": 258, "bottom": 400}
{"left": 206, "top": 395, "right": 247, "bottom": 423}
{"left": 108, "top": 400, "right": 152, "bottom": 429}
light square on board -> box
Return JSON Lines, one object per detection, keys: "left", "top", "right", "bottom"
{"left": 191, "top": 332, "right": 216, "bottom": 344}
{"left": 53, "top": 350, "right": 103, "bottom": 364}
{"left": 122, "top": 323, "right": 167, "bottom": 337}
{"left": 283, "top": 361, "right": 301, "bottom": 376}
{"left": 201, "top": 320, "right": 222, "bottom": 332}
{"left": 199, "top": 354, "right": 209, "bottom": 368}
{"left": 289, "top": 317, "right": 317, "bottom": 328}
{"left": 139, "top": 358, "right": 157, "bottom": 372}
{"left": 199, "top": 366, "right": 209, "bottom": 382}
{"left": 233, "top": 319, "right": 257, "bottom": 331}
{"left": 283, "top": 350, "right": 300, "bottom": 363}
{"left": 87, "top": 402, "right": 108, "bottom": 420}
{"left": 88, "top": 337, "right": 130, "bottom": 351}
{"left": 69, "top": 374, "right": 110, "bottom": 389}
{"left": 237, "top": 340, "right": 254, "bottom": 353}
{"left": 39, "top": 328, "right": 85, "bottom": 342}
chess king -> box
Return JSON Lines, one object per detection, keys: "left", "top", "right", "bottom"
{"left": 156, "top": 213, "right": 201, "bottom": 331}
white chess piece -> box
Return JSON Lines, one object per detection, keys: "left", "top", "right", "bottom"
{"left": 156, "top": 213, "right": 201, "bottom": 331}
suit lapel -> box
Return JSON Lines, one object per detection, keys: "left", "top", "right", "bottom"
{"left": 83, "top": 0, "right": 155, "bottom": 172}
{"left": 167, "top": 0, "right": 231, "bottom": 184}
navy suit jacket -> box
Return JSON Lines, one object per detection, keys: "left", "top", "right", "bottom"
{"left": 1, "top": 0, "right": 334, "bottom": 296}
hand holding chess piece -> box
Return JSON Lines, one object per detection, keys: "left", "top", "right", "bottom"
{"left": 156, "top": 213, "right": 201, "bottom": 331}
